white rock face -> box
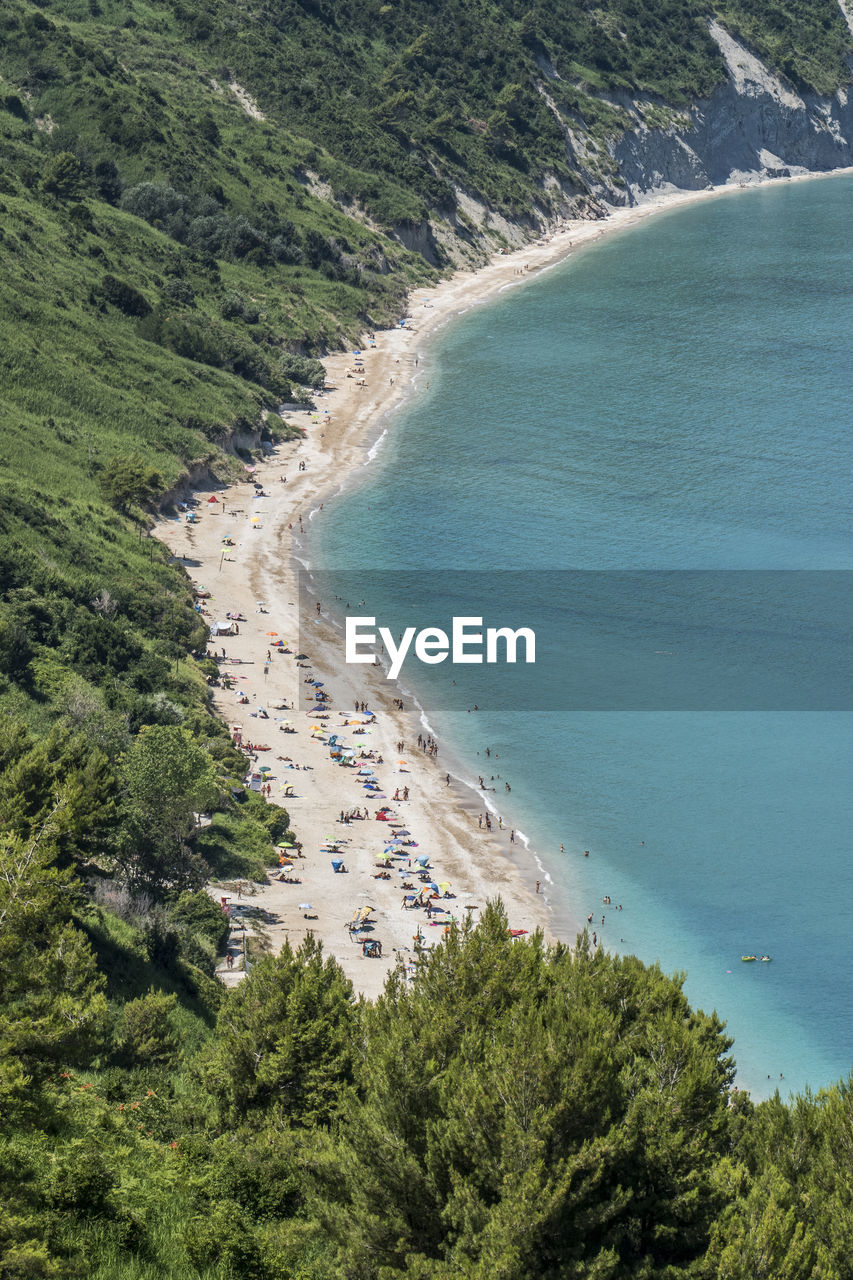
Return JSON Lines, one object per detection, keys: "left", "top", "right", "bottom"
{"left": 573, "top": 23, "right": 853, "bottom": 205}
{"left": 708, "top": 21, "right": 803, "bottom": 108}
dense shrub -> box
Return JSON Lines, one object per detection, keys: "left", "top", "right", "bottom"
{"left": 99, "top": 273, "right": 151, "bottom": 316}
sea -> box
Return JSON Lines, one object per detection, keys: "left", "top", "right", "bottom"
{"left": 312, "top": 174, "right": 853, "bottom": 1099}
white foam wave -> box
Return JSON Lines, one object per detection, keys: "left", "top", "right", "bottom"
{"left": 366, "top": 428, "right": 388, "bottom": 464}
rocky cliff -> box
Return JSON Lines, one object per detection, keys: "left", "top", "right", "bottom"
{"left": 564, "top": 21, "right": 853, "bottom": 206}
{"left": 419, "top": 17, "right": 853, "bottom": 264}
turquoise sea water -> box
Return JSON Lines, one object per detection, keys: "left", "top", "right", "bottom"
{"left": 313, "top": 176, "right": 853, "bottom": 1098}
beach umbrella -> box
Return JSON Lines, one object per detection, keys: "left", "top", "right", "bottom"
{"left": 393, "top": 828, "right": 412, "bottom": 837}
{"left": 265, "top": 630, "right": 279, "bottom": 636}
{"left": 298, "top": 903, "right": 313, "bottom": 910}
{"left": 331, "top": 858, "right": 344, "bottom": 869}
{"left": 415, "top": 855, "right": 430, "bottom": 867}
{"left": 438, "top": 882, "right": 451, "bottom": 894}
{"left": 207, "top": 495, "right": 219, "bottom": 503}
{"left": 295, "top": 653, "right": 309, "bottom": 660}
{"left": 258, "top": 765, "right": 272, "bottom": 773}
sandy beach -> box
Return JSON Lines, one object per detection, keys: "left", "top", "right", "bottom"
{"left": 153, "top": 168, "right": 853, "bottom": 996}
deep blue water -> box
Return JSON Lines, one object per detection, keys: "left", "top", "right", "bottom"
{"left": 314, "top": 177, "right": 853, "bottom": 1098}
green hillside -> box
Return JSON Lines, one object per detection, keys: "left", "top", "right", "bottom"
{"left": 2, "top": 0, "right": 853, "bottom": 1274}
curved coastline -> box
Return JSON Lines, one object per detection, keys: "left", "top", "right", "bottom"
{"left": 153, "top": 164, "right": 853, "bottom": 1003}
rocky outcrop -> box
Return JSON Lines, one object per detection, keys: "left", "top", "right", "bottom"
{"left": 581, "top": 22, "right": 853, "bottom": 205}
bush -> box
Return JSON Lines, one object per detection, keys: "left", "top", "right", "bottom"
{"left": 94, "top": 158, "right": 121, "bottom": 203}
{"left": 114, "top": 990, "right": 180, "bottom": 1066}
{"left": 184, "top": 1201, "right": 268, "bottom": 1279}
{"left": 98, "top": 454, "right": 163, "bottom": 512}
{"left": 220, "top": 290, "right": 260, "bottom": 323}
{"left": 163, "top": 278, "right": 195, "bottom": 306}
{"left": 278, "top": 353, "right": 325, "bottom": 389}
{"left": 170, "top": 889, "right": 229, "bottom": 952}
{"left": 42, "top": 151, "right": 84, "bottom": 198}
{"left": 46, "top": 1147, "right": 115, "bottom": 1215}
{"left": 121, "top": 181, "right": 186, "bottom": 226}
{"left": 2, "top": 93, "right": 28, "bottom": 120}
{"left": 141, "top": 910, "right": 181, "bottom": 970}
{"left": 99, "top": 273, "right": 151, "bottom": 316}
{"left": 0, "top": 618, "right": 32, "bottom": 679}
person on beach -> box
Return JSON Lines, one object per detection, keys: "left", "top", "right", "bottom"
{"left": 536, "top": 881, "right": 540, "bottom": 893}
{"left": 510, "top": 830, "right": 515, "bottom": 843}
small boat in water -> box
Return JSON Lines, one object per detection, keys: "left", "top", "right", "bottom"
{"left": 760, "top": 955, "right": 772, "bottom": 962}
{"left": 741, "top": 955, "right": 757, "bottom": 962}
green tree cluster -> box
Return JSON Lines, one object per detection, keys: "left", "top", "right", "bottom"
{"left": 4, "top": 846, "right": 853, "bottom": 1280}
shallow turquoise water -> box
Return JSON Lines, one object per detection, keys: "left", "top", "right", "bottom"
{"left": 314, "top": 177, "right": 853, "bottom": 1098}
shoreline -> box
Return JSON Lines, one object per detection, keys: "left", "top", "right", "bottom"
{"left": 153, "top": 165, "right": 853, "bottom": 997}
